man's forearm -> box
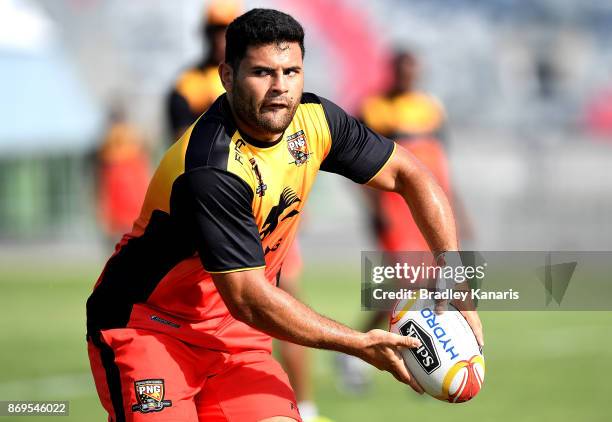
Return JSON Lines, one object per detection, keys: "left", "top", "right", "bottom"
{"left": 237, "top": 283, "right": 368, "bottom": 355}
{"left": 215, "top": 272, "right": 367, "bottom": 356}
{"left": 398, "top": 162, "right": 458, "bottom": 253}
{"left": 367, "top": 146, "right": 458, "bottom": 253}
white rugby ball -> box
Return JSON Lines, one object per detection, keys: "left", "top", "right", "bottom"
{"left": 389, "top": 297, "right": 485, "bottom": 402}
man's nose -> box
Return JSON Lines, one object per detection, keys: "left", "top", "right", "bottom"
{"left": 270, "top": 72, "right": 288, "bottom": 94}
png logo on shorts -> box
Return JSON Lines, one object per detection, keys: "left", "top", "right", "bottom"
{"left": 131, "top": 379, "right": 172, "bottom": 413}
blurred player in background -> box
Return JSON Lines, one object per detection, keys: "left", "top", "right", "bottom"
{"left": 166, "top": 0, "right": 240, "bottom": 141}
{"left": 95, "top": 102, "right": 150, "bottom": 251}
{"left": 166, "top": 3, "right": 322, "bottom": 420}
{"left": 337, "top": 50, "right": 473, "bottom": 393}
{"left": 361, "top": 50, "right": 465, "bottom": 253}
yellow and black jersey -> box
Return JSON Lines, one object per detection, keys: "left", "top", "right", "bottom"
{"left": 361, "top": 91, "right": 446, "bottom": 141}
{"left": 87, "top": 93, "right": 395, "bottom": 344}
{"left": 167, "top": 65, "right": 226, "bottom": 137}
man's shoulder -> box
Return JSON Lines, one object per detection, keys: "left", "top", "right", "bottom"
{"left": 174, "top": 64, "right": 216, "bottom": 87}
{"left": 300, "top": 92, "right": 322, "bottom": 105}
{"left": 362, "top": 94, "right": 389, "bottom": 110}
{"left": 398, "top": 92, "right": 444, "bottom": 111}
{"left": 172, "top": 65, "right": 222, "bottom": 104}
{"left": 173, "top": 66, "right": 206, "bottom": 95}
{"left": 184, "top": 96, "right": 237, "bottom": 171}
{"left": 298, "top": 92, "right": 348, "bottom": 123}
{"left": 299, "top": 92, "right": 340, "bottom": 109}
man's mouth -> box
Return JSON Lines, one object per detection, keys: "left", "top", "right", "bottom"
{"left": 262, "top": 102, "right": 289, "bottom": 111}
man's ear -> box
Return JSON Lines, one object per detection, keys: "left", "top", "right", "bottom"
{"left": 219, "top": 62, "right": 234, "bottom": 92}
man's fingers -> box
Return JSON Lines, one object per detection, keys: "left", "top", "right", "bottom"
{"left": 434, "top": 298, "right": 448, "bottom": 315}
{"left": 390, "top": 350, "right": 424, "bottom": 394}
{"left": 451, "top": 285, "right": 476, "bottom": 312}
{"left": 402, "top": 335, "right": 422, "bottom": 349}
{"left": 366, "top": 331, "right": 425, "bottom": 394}
{"left": 461, "top": 310, "right": 484, "bottom": 347}
{"left": 386, "top": 332, "right": 421, "bottom": 349}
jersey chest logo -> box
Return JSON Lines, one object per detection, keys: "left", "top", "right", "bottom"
{"left": 260, "top": 187, "right": 301, "bottom": 240}
{"left": 287, "top": 130, "right": 312, "bottom": 166}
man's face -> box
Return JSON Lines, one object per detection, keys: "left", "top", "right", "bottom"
{"left": 205, "top": 27, "right": 226, "bottom": 64}
{"left": 223, "top": 42, "right": 304, "bottom": 138}
{"left": 395, "top": 55, "right": 418, "bottom": 92}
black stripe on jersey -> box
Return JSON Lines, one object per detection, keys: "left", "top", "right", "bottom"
{"left": 240, "top": 131, "right": 284, "bottom": 149}
{"left": 172, "top": 167, "right": 265, "bottom": 273}
{"left": 319, "top": 96, "right": 395, "bottom": 184}
{"left": 300, "top": 92, "right": 322, "bottom": 104}
{"left": 185, "top": 95, "right": 236, "bottom": 171}
{"left": 90, "top": 334, "right": 126, "bottom": 422}
{"left": 86, "top": 209, "right": 197, "bottom": 335}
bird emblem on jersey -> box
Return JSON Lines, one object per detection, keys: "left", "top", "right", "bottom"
{"left": 286, "top": 130, "right": 312, "bottom": 166}
{"left": 260, "top": 187, "right": 301, "bottom": 240}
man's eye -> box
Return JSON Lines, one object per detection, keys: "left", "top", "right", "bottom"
{"left": 254, "top": 70, "right": 269, "bottom": 76}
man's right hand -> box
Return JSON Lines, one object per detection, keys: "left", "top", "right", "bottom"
{"left": 355, "top": 329, "right": 424, "bottom": 394}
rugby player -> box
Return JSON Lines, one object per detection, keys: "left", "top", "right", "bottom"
{"left": 360, "top": 50, "right": 473, "bottom": 254}
{"left": 95, "top": 104, "right": 150, "bottom": 252}
{"left": 87, "top": 9, "right": 482, "bottom": 422}
{"left": 166, "top": 2, "right": 319, "bottom": 419}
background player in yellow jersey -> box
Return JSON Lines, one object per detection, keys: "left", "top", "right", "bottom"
{"left": 95, "top": 102, "right": 150, "bottom": 252}
{"left": 166, "top": 0, "right": 240, "bottom": 141}
{"left": 337, "top": 50, "right": 474, "bottom": 393}
{"left": 361, "top": 50, "right": 473, "bottom": 253}
{"left": 166, "top": 3, "right": 323, "bottom": 420}
{"left": 361, "top": 50, "right": 446, "bottom": 143}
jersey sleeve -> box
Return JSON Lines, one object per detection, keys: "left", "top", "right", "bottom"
{"left": 173, "top": 166, "right": 265, "bottom": 273}
{"left": 320, "top": 97, "right": 395, "bottom": 184}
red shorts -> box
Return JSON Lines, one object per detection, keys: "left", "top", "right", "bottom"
{"left": 88, "top": 328, "right": 302, "bottom": 422}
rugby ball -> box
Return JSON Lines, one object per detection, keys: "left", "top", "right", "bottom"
{"left": 389, "top": 297, "right": 485, "bottom": 402}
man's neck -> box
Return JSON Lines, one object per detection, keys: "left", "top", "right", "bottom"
{"left": 388, "top": 87, "right": 413, "bottom": 98}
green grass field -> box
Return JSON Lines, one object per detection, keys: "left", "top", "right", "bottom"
{"left": 0, "top": 262, "right": 610, "bottom": 421}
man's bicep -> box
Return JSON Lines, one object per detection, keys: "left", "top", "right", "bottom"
{"left": 211, "top": 268, "right": 268, "bottom": 312}
{"left": 172, "top": 167, "right": 265, "bottom": 273}
{"left": 366, "top": 144, "right": 427, "bottom": 192}
{"left": 319, "top": 97, "right": 395, "bottom": 184}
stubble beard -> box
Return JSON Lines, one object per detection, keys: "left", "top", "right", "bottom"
{"left": 231, "top": 81, "right": 299, "bottom": 136}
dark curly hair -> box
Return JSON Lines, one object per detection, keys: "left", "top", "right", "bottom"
{"left": 225, "top": 8, "right": 305, "bottom": 71}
